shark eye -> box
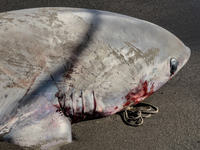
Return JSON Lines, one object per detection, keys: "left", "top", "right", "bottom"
{"left": 170, "top": 58, "right": 178, "bottom": 75}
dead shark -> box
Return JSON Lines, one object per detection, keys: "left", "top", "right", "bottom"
{"left": 0, "top": 7, "right": 190, "bottom": 149}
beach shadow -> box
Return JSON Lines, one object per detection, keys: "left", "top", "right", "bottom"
{"left": 18, "top": 9, "right": 101, "bottom": 107}
{"left": 0, "top": 9, "right": 101, "bottom": 141}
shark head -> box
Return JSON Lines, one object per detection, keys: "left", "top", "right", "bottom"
{"left": 120, "top": 26, "right": 191, "bottom": 109}
{"left": 87, "top": 15, "right": 191, "bottom": 114}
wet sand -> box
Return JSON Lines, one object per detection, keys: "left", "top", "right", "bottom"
{"left": 0, "top": 0, "right": 200, "bottom": 150}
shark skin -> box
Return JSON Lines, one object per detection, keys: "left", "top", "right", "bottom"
{"left": 0, "top": 7, "right": 190, "bottom": 149}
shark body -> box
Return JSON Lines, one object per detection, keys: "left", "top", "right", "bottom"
{"left": 0, "top": 8, "right": 190, "bottom": 149}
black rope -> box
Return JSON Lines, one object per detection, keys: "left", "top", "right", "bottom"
{"left": 122, "top": 103, "right": 158, "bottom": 126}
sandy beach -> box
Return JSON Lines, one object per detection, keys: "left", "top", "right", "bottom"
{"left": 0, "top": 0, "right": 200, "bottom": 150}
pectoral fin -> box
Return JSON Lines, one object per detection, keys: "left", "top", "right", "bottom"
{"left": 3, "top": 95, "right": 72, "bottom": 149}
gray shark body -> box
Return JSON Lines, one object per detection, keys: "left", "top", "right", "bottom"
{"left": 0, "top": 8, "right": 190, "bottom": 149}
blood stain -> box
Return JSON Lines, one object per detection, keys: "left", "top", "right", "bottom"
{"left": 123, "top": 80, "right": 154, "bottom": 108}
